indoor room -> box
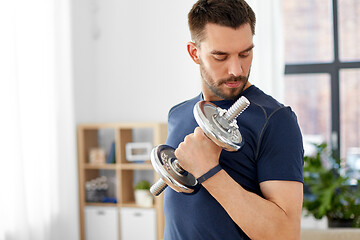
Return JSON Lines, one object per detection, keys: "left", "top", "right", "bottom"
{"left": 1, "top": 0, "right": 359, "bottom": 240}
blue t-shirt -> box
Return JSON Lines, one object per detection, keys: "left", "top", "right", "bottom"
{"left": 163, "top": 85, "right": 304, "bottom": 240}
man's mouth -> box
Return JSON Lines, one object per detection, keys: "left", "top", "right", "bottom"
{"left": 224, "top": 81, "right": 241, "bottom": 88}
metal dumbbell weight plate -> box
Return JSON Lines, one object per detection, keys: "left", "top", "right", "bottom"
{"left": 193, "top": 101, "right": 244, "bottom": 152}
{"left": 150, "top": 145, "right": 198, "bottom": 195}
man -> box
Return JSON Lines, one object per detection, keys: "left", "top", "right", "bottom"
{"left": 164, "top": 0, "right": 304, "bottom": 239}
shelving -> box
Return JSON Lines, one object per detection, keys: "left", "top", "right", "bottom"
{"left": 77, "top": 122, "right": 167, "bottom": 240}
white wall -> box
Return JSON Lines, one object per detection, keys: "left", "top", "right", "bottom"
{"left": 74, "top": 0, "right": 201, "bottom": 123}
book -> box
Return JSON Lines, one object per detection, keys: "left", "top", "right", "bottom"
{"left": 106, "top": 141, "right": 116, "bottom": 164}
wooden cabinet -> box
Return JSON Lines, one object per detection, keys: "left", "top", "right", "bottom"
{"left": 84, "top": 206, "right": 119, "bottom": 240}
{"left": 77, "top": 122, "right": 167, "bottom": 240}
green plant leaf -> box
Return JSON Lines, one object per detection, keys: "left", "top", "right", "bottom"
{"left": 302, "top": 143, "right": 360, "bottom": 227}
{"left": 135, "top": 180, "right": 151, "bottom": 190}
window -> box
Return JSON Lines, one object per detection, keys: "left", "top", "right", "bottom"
{"left": 282, "top": 0, "right": 360, "bottom": 161}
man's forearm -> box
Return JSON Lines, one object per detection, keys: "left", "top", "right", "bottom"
{"left": 202, "top": 170, "right": 302, "bottom": 240}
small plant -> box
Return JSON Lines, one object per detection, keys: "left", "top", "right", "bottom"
{"left": 135, "top": 180, "right": 151, "bottom": 190}
{"left": 303, "top": 143, "right": 360, "bottom": 227}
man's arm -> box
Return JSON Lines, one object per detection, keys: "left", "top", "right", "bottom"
{"left": 203, "top": 173, "right": 303, "bottom": 240}
{"left": 175, "top": 127, "right": 303, "bottom": 240}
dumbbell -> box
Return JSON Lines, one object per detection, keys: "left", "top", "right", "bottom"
{"left": 150, "top": 96, "right": 250, "bottom": 196}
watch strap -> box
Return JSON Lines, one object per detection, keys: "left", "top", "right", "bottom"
{"left": 197, "top": 164, "right": 222, "bottom": 184}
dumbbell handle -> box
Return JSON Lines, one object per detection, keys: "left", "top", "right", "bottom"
{"left": 150, "top": 178, "right": 168, "bottom": 196}
{"left": 224, "top": 96, "right": 250, "bottom": 121}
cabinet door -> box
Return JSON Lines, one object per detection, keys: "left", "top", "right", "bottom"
{"left": 85, "top": 206, "right": 119, "bottom": 240}
{"left": 120, "top": 208, "right": 156, "bottom": 240}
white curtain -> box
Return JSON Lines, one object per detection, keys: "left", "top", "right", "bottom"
{"left": 247, "top": 0, "right": 285, "bottom": 102}
{"left": 0, "top": 1, "right": 78, "bottom": 240}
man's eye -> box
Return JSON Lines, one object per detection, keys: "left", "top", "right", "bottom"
{"left": 240, "top": 51, "right": 250, "bottom": 58}
{"left": 214, "top": 56, "right": 227, "bottom": 61}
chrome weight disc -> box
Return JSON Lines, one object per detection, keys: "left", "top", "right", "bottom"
{"left": 150, "top": 145, "right": 198, "bottom": 194}
{"left": 193, "top": 101, "right": 244, "bottom": 151}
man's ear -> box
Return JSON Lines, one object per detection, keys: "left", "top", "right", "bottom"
{"left": 187, "top": 42, "right": 200, "bottom": 64}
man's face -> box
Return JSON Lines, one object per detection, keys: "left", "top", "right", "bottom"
{"left": 194, "top": 23, "right": 254, "bottom": 101}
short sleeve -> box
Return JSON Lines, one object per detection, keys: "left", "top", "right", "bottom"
{"left": 257, "top": 107, "right": 304, "bottom": 183}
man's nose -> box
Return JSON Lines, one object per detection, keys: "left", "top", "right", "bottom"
{"left": 228, "top": 57, "right": 243, "bottom": 77}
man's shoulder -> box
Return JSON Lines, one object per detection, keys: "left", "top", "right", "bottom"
{"left": 245, "top": 85, "right": 286, "bottom": 119}
{"left": 168, "top": 94, "right": 202, "bottom": 118}
{"left": 166, "top": 94, "right": 202, "bottom": 147}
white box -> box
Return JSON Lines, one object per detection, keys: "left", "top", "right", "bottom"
{"left": 125, "top": 142, "right": 152, "bottom": 161}
{"left": 85, "top": 206, "right": 119, "bottom": 240}
{"left": 120, "top": 207, "right": 156, "bottom": 240}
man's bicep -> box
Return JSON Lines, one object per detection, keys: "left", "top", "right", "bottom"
{"left": 260, "top": 180, "right": 303, "bottom": 219}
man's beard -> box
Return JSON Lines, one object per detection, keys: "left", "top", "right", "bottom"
{"left": 199, "top": 59, "right": 250, "bottom": 100}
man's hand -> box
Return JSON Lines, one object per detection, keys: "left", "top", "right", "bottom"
{"left": 174, "top": 127, "right": 222, "bottom": 178}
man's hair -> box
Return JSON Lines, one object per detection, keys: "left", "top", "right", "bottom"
{"left": 188, "top": 0, "right": 256, "bottom": 44}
